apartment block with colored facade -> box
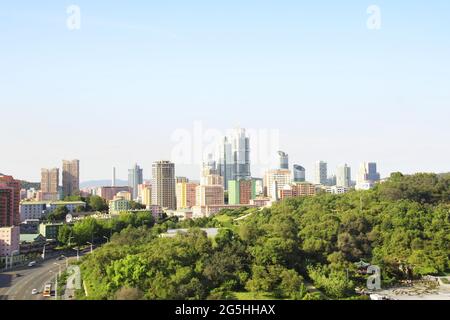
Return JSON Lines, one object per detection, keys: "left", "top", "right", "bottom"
{"left": 0, "top": 175, "right": 21, "bottom": 257}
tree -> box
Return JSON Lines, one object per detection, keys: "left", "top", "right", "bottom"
{"left": 47, "top": 206, "right": 69, "bottom": 222}
{"left": 278, "top": 269, "right": 304, "bottom": 298}
{"left": 88, "top": 195, "right": 108, "bottom": 212}
{"left": 58, "top": 224, "right": 73, "bottom": 246}
{"left": 130, "top": 201, "right": 146, "bottom": 210}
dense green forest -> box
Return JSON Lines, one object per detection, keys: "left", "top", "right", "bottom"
{"left": 77, "top": 172, "right": 450, "bottom": 300}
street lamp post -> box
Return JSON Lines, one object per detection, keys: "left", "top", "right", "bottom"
{"left": 86, "top": 242, "right": 93, "bottom": 254}
{"left": 68, "top": 235, "right": 74, "bottom": 247}
{"left": 41, "top": 244, "right": 47, "bottom": 260}
{"left": 10, "top": 250, "right": 19, "bottom": 269}
{"left": 54, "top": 262, "right": 62, "bottom": 277}
{"left": 61, "top": 255, "right": 69, "bottom": 268}
{"left": 73, "top": 247, "right": 79, "bottom": 261}
{"left": 103, "top": 236, "right": 109, "bottom": 243}
{"left": 49, "top": 270, "right": 58, "bottom": 300}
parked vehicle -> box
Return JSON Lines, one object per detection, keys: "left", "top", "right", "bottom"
{"left": 28, "top": 261, "right": 36, "bottom": 267}
{"left": 43, "top": 284, "right": 52, "bottom": 297}
{"left": 31, "top": 289, "right": 38, "bottom": 295}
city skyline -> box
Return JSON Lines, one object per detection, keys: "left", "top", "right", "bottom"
{"left": 1, "top": 1, "right": 449, "bottom": 181}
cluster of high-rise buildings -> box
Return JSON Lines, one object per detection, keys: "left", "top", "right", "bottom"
{"left": 37, "top": 160, "right": 80, "bottom": 201}
{"left": 2, "top": 127, "right": 383, "bottom": 260}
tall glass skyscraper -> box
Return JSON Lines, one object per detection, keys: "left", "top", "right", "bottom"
{"left": 128, "top": 163, "right": 143, "bottom": 200}
{"left": 214, "top": 128, "right": 251, "bottom": 190}
{"left": 336, "top": 164, "right": 352, "bottom": 187}
{"left": 314, "top": 161, "right": 328, "bottom": 185}
{"left": 278, "top": 151, "right": 289, "bottom": 170}
{"left": 293, "top": 165, "right": 306, "bottom": 182}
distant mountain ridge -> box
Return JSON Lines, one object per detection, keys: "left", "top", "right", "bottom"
{"left": 80, "top": 179, "right": 128, "bottom": 189}
{"left": 0, "top": 173, "right": 40, "bottom": 190}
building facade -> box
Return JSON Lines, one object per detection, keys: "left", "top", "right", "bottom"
{"left": 314, "top": 161, "right": 328, "bottom": 185}
{"left": 40, "top": 168, "right": 60, "bottom": 200}
{"left": 195, "top": 185, "right": 224, "bottom": 206}
{"left": 214, "top": 128, "right": 251, "bottom": 190}
{"left": 109, "top": 198, "right": 131, "bottom": 214}
{"left": 128, "top": 163, "right": 143, "bottom": 200}
{"left": 151, "top": 161, "right": 176, "bottom": 210}
{"left": 62, "top": 159, "right": 80, "bottom": 197}
{"left": 278, "top": 151, "right": 289, "bottom": 170}
{"left": 357, "top": 162, "right": 381, "bottom": 189}
{"left": 176, "top": 181, "right": 198, "bottom": 209}
{"left": 293, "top": 165, "right": 306, "bottom": 182}
{"left": 336, "top": 164, "right": 352, "bottom": 188}
{"left": 280, "top": 183, "right": 317, "bottom": 199}
{"left": 228, "top": 179, "right": 256, "bottom": 205}
{"left": 0, "top": 226, "right": 20, "bottom": 257}
{"left": 0, "top": 175, "right": 21, "bottom": 227}
{"left": 19, "top": 202, "right": 47, "bottom": 221}
{"left": 263, "top": 169, "right": 292, "bottom": 201}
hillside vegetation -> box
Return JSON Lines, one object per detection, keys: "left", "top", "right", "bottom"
{"left": 77, "top": 172, "right": 450, "bottom": 300}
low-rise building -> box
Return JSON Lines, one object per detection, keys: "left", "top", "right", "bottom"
{"left": 20, "top": 201, "right": 47, "bottom": 221}
{"left": 19, "top": 234, "right": 51, "bottom": 255}
{"left": 325, "top": 186, "right": 351, "bottom": 194}
{"left": 96, "top": 186, "right": 133, "bottom": 201}
{"left": 280, "top": 183, "right": 318, "bottom": 199}
{"left": 19, "top": 219, "right": 40, "bottom": 234}
{"left": 20, "top": 201, "right": 86, "bottom": 222}
{"left": 109, "top": 198, "right": 131, "bottom": 215}
{"left": 249, "top": 196, "right": 273, "bottom": 207}
{"left": 165, "top": 209, "right": 193, "bottom": 221}
{"left": 39, "top": 222, "right": 64, "bottom": 240}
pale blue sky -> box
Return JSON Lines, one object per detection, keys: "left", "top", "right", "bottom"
{"left": 1, "top": 1, "right": 449, "bottom": 182}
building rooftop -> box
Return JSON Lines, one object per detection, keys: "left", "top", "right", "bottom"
{"left": 20, "top": 201, "right": 86, "bottom": 205}
{"left": 20, "top": 234, "right": 44, "bottom": 243}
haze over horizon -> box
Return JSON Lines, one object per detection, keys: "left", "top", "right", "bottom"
{"left": 1, "top": 1, "right": 449, "bottom": 182}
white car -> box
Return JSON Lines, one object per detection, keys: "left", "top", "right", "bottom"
{"left": 31, "top": 289, "right": 38, "bottom": 295}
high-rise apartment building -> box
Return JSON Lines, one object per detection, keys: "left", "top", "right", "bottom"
{"left": 62, "top": 160, "right": 80, "bottom": 197}
{"left": 278, "top": 151, "right": 289, "bottom": 170}
{"left": 41, "top": 168, "right": 59, "bottom": 194}
{"left": 293, "top": 165, "right": 306, "bottom": 182}
{"left": 0, "top": 175, "right": 21, "bottom": 257}
{"left": 0, "top": 175, "right": 21, "bottom": 227}
{"left": 336, "top": 164, "right": 352, "bottom": 188}
{"left": 314, "top": 161, "right": 328, "bottom": 185}
{"left": 151, "top": 161, "right": 176, "bottom": 210}
{"left": 128, "top": 163, "right": 143, "bottom": 200}
{"left": 40, "top": 168, "right": 60, "bottom": 200}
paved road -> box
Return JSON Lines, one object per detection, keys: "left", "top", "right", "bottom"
{"left": 0, "top": 254, "right": 79, "bottom": 300}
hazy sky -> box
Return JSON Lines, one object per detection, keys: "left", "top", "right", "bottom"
{"left": 1, "top": 1, "right": 449, "bottom": 183}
